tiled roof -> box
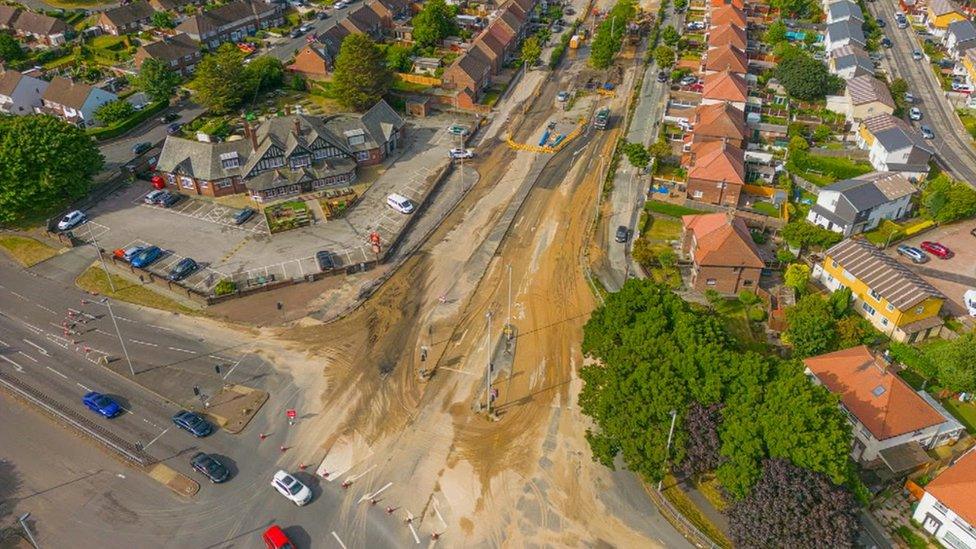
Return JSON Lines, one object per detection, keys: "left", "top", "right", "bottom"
{"left": 452, "top": 45, "right": 491, "bottom": 83}
{"left": 818, "top": 172, "right": 918, "bottom": 224}
{"left": 693, "top": 102, "right": 747, "bottom": 140}
{"left": 688, "top": 140, "right": 745, "bottom": 184}
{"left": 707, "top": 23, "right": 747, "bottom": 49}
{"left": 0, "top": 5, "right": 20, "bottom": 27}
{"left": 948, "top": 19, "right": 976, "bottom": 44}
{"left": 101, "top": 0, "right": 154, "bottom": 27}
{"left": 847, "top": 74, "right": 895, "bottom": 108}
{"left": 704, "top": 44, "right": 748, "bottom": 73}
{"left": 177, "top": 0, "right": 277, "bottom": 37}
{"left": 831, "top": 44, "right": 875, "bottom": 75}
{"left": 474, "top": 28, "right": 505, "bottom": 60}
{"left": 824, "top": 238, "right": 946, "bottom": 309}
{"left": 926, "top": 449, "right": 976, "bottom": 527}
{"left": 682, "top": 213, "right": 764, "bottom": 268}
{"left": 803, "top": 346, "right": 947, "bottom": 440}
{"left": 702, "top": 70, "right": 748, "bottom": 101}
{"left": 41, "top": 77, "right": 94, "bottom": 109}
{"left": 827, "top": 19, "right": 866, "bottom": 45}
{"left": 929, "top": 0, "right": 961, "bottom": 17}
{"left": 11, "top": 10, "right": 68, "bottom": 36}
{"left": 709, "top": 5, "right": 746, "bottom": 27}
{"left": 0, "top": 70, "right": 23, "bottom": 96}
{"left": 137, "top": 33, "right": 199, "bottom": 64}
{"left": 828, "top": 0, "right": 864, "bottom": 21}
{"left": 711, "top": 0, "right": 745, "bottom": 9}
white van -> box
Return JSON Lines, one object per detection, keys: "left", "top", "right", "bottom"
{"left": 387, "top": 193, "right": 414, "bottom": 214}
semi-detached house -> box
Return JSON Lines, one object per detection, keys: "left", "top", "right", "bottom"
{"left": 806, "top": 171, "right": 918, "bottom": 236}
{"left": 0, "top": 70, "right": 49, "bottom": 116}
{"left": 913, "top": 448, "right": 976, "bottom": 549}
{"left": 844, "top": 74, "right": 895, "bottom": 122}
{"left": 175, "top": 0, "right": 283, "bottom": 50}
{"left": 856, "top": 113, "right": 933, "bottom": 178}
{"left": 36, "top": 76, "right": 118, "bottom": 128}
{"left": 134, "top": 33, "right": 203, "bottom": 76}
{"left": 0, "top": 7, "right": 70, "bottom": 45}
{"left": 97, "top": 0, "right": 154, "bottom": 35}
{"left": 681, "top": 212, "right": 765, "bottom": 294}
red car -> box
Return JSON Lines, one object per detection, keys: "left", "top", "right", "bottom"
{"left": 920, "top": 241, "right": 952, "bottom": 259}
{"left": 262, "top": 526, "right": 295, "bottom": 549}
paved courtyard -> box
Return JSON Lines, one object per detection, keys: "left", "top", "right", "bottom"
{"left": 81, "top": 114, "right": 470, "bottom": 294}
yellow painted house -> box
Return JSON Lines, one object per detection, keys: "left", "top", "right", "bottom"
{"left": 927, "top": 0, "right": 967, "bottom": 35}
{"left": 964, "top": 49, "right": 976, "bottom": 84}
{"left": 812, "top": 238, "right": 946, "bottom": 342}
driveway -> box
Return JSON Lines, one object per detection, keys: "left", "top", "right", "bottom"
{"left": 98, "top": 101, "right": 207, "bottom": 172}
{"left": 867, "top": 1, "right": 976, "bottom": 184}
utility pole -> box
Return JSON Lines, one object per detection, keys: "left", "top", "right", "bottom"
{"left": 484, "top": 311, "right": 492, "bottom": 416}
{"left": 102, "top": 298, "right": 135, "bottom": 377}
{"left": 18, "top": 513, "right": 38, "bottom": 549}
{"left": 506, "top": 264, "right": 512, "bottom": 331}
{"left": 658, "top": 409, "right": 678, "bottom": 491}
{"left": 87, "top": 223, "right": 115, "bottom": 292}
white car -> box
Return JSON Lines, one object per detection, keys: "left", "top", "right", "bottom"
{"left": 449, "top": 148, "right": 474, "bottom": 159}
{"left": 272, "top": 470, "right": 312, "bottom": 506}
{"left": 965, "top": 289, "right": 976, "bottom": 316}
{"left": 909, "top": 107, "right": 922, "bottom": 120}
{"left": 334, "top": 0, "right": 347, "bottom": 8}
{"left": 57, "top": 210, "right": 87, "bottom": 232}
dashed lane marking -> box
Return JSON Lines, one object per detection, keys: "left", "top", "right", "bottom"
{"left": 35, "top": 304, "right": 57, "bottom": 314}
{"left": 17, "top": 352, "right": 37, "bottom": 363}
{"left": 77, "top": 382, "right": 91, "bottom": 392}
{"left": 22, "top": 339, "right": 49, "bottom": 356}
{"left": 10, "top": 291, "right": 28, "bottom": 301}
{"left": 1, "top": 355, "right": 24, "bottom": 372}
{"left": 129, "top": 339, "right": 158, "bottom": 347}
{"left": 46, "top": 366, "right": 68, "bottom": 379}
{"left": 167, "top": 347, "right": 197, "bottom": 354}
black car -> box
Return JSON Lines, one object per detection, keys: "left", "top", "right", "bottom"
{"left": 317, "top": 9, "right": 329, "bottom": 18}
{"left": 191, "top": 452, "right": 229, "bottom": 483}
{"left": 132, "top": 142, "right": 152, "bottom": 155}
{"left": 615, "top": 225, "right": 630, "bottom": 243}
{"left": 172, "top": 410, "right": 213, "bottom": 437}
{"left": 159, "top": 112, "right": 180, "bottom": 123}
{"left": 167, "top": 122, "right": 183, "bottom": 135}
{"left": 876, "top": 18, "right": 885, "bottom": 27}
{"left": 167, "top": 258, "right": 198, "bottom": 281}
{"left": 233, "top": 207, "right": 255, "bottom": 225}
{"left": 159, "top": 191, "right": 182, "bottom": 208}
{"left": 316, "top": 250, "right": 335, "bottom": 271}
{"left": 656, "top": 70, "right": 668, "bottom": 83}
{"left": 881, "top": 37, "right": 892, "bottom": 48}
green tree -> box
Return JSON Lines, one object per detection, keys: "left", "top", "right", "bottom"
{"left": 133, "top": 57, "right": 181, "bottom": 103}
{"left": 780, "top": 221, "right": 843, "bottom": 251}
{"left": 192, "top": 43, "right": 253, "bottom": 114}
{"left": 775, "top": 52, "right": 841, "bottom": 101}
{"left": 520, "top": 35, "right": 542, "bottom": 67}
{"left": 783, "top": 295, "right": 837, "bottom": 358}
{"left": 589, "top": 0, "right": 637, "bottom": 69}
{"left": 923, "top": 335, "right": 976, "bottom": 393}
{"left": 764, "top": 20, "right": 788, "bottom": 44}
{"left": 151, "top": 10, "right": 175, "bottom": 28}
{"left": 94, "top": 99, "right": 135, "bottom": 125}
{"left": 245, "top": 55, "right": 285, "bottom": 93}
{"left": 653, "top": 45, "right": 676, "bottom": 68}
{"left": 648, "top": 139, "right": 673, "bottom": 163}
{"left": 783, "top": 263, "right": 810, "bottom": 293}
{"left": 290, "top": 73, "right": 307, "bottom": 91}
{"left": 661, "top": 25, "right": 680, "bottom": 47}
{"left": 921, "top": 173, "right": 976, "bottom": 223}
{"left": 385, "top": 43, "right": 414, "bottom": 72}
{"left": 0, "top": 116, "right": 104, "bottom": 225}
{"left": 889, "top": 77, "right": 908, "bottom": 98}
{"left": 770, "top": 0, "right": 814, "bottom": 17}
{"left": 0, "top": 33, "right": 25, "bottom": 63}
{"left": 836, "top": 316, "right": 875, "bottom": 348}
{"left": 623, "top": 141, "right": 650, "bottom": 168}
{"left": 332, "top": 33, "right": 394, "bottom": 112}
{"left": 827, "top": 286, "right": 852, "bottom": 317}
{"left": 411, "top": 0, "right": 458, "bottom": 48}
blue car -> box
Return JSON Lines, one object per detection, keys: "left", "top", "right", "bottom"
{"left": 83, "top": 391, "right": 121, "bottom": 418}
{"left": 172, "top": 410, "right": 213, "bottom": 437}
{"left": 131, "top": 246, "right": 162, "bottom": 268}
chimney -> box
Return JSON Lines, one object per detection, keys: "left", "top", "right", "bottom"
{"left": 244, "top": 119, "right": 257, "bottom": 151}
{"left": 293, "top": 117, "right": 301, "bottom": 138}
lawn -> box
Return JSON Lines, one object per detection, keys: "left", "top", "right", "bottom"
{"left": 750, "top": 201, "right": 781, "bottom": 218}
{"left": 896, "top": 526, "right": 929, "bottom": 549}
{"left": 659, "top": 476, "right": 733, "bottom": 549}
{"left": 788, "top": 152, "right": 874, "bottom": 186}
{"left": 957, "top": 109, "right": 976, "bottom": 140}
{"left": 75, "top": 266, "right": 196, "bottom": 315}
{"left": 713, "top": 296, "right": 766, "bottom": 350}
{"left": 693, "top": 475, "right": 729, "bottom": 512}
{"left": 942, "top": 398, "right": 976, "bottom": 434}
{"left": 391, "top": 77, "right": 431, "bottom": 94}
{"left": 644, "top": 200, "right": 705, "bottom": 218}
{"left": 265, "top": 200, "right": 311, "bottom": 233}
{"left": 644, "top": 215, "right": 683, "bottom": 241}
{"left": 0, "top": 235, "right": 60, "bottom": 267}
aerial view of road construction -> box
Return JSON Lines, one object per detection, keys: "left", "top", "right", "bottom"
{"left": 5, "top": 0, "right": 976, "bottom": 545}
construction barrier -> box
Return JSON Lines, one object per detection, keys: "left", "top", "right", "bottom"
{"left": 505, "top": 117, "right": 588, "bottom": 154}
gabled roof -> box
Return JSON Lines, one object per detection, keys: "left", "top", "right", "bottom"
{"left": 318, "top": 24, "right": 349, "bottom": 57}
{"left": 493, "top": 8, "right": 522, "bottom": 40}
{"left": 847, "top": 74, "right": 894, "bottom": 108}
{"left": 948, "top": 19, "right": 976, "bottom": 45}
{"left": 0, "top": 70, "right": 24, "bottom": 96}
{"left": 929, "top": 0, "right": 962, "bottom": 17}
{"left": 360, "top": 99, "right": 405, "bottom": 144}
{"left": 343, "top": 3, "right": 383, "bottom": 34}
{"left": 710, "top": 4, "right": 746, "bottom": 27}
{"left": 150, "top": 0, "right": 200, "bottom": 12}
{"left": 708, "top": 23, "right": 747, "bottom": 49}
{"left": 688, "top": 140, "right": 745, "bottom": 184}
{"left": 704, "top": 44, "right": 748, "bottom": 73}
{"left": 474, "top": 28, "right": 506, "bottom": 61}
{"left": 157, "top": 137, "right": 254, "bottom": 181}
{"left": 824, "top": 238, "right": 946, "bottom": 309}
{"left": 176, "top": 0, "right": 278, "bottom": 37}
{"left": 137, "top": 33, "right": 199, "bottom": 64}
{"left": 11, "top": 10, "right": 69, "bottom": 36}
{"left": 828, "top": 0, "right": 864, "bottom": 21}
{"left": 41, "top": 77, "right": 96, "bottom": 109}
{"left": 100, "top": 0, "right": 154, "bottom": 27}
{"left": 0, "top": 5, "right": 21, "bottom": 27}
{"left": 803, "top": 346, "right": 948, "bottom": 440}
{"left": 450, "top": 46, "right": 491, "bottom": 83}
{"left": 926, "top": 449, "right": 976, "bottom": 528}
{"left": 702, "top": 69, "right": 748, "bottom": 101}
{"left": 682, "top": 213, "right": 764, "bottom": 268}
{"left": 818, "top": 171, "right": 918, "bottom": 224}
{"left": 693, "top": 102, "right": 747, "bottom": 140}
{"left": 827, "top": 19, "right": 866, "bottom": 45}
{"left": 831, "top": 44, "right": 875, "bottom": 75}
{"left": 710, "top": 0, "right": 745, "bottom": 9}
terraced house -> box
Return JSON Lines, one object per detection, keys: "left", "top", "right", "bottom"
{"left": 175, "top": 0, "right": 283, "bottom": 49}
{"left": 812, "top": 238, "right": 946, "bottom": 342}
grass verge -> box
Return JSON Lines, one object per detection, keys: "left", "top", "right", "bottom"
{"left": 0, "top": 235, "right": 60, "bottom": 267}
{"left": 661, "top": 475, "right": 733, "bottom": 548}
{"left": 75, "top": 265, "right": 196, "bottom": 315}
{"left": 896, "top": 525, "right": 929, "bottom": 549}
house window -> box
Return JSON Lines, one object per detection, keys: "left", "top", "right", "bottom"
{"left": 180, "top": 176, "right": 194, "bottom": 189}
{"left": 356, "top": 151, "right": 369, "bottom": 161}
{"left": 934, "top": 500, "right": 950, "bottom": 515}
{"left": 216, "top": 179, "right": 232, "bottom": 188}
{"left": 716, "top": 182, "right": 726, "bottom": 189}
{"left": 692, "top": 190, "right": 704, "bottom": 198}
{"left": 869, "top": 288, "right": 881, "bottom": 301}
{"left": 199, "top": 180, "right": 209, "bottom": 188}
{"left": 916, "top": 305, "right": 925, "bottom": 314}
{"left": 842, "top": 269, "right": 852, "bottom": 279}
{"left": 346, "top": 129, "right": 366, "bottom": 146}
{"left": 290, "top": 155, "right": 311, "bottom": 168}
{"left": 706, "top": 279, "right": 717, "bottom": 286}
{"left": 887, "top": 303, "right": 894, "bottom": 312}
{"left": 861, "top": 302, "right": 876, "bottom": 316}
{"left": 219, "top": 152, "right": 240, "bottom": 169}
{"left": 881, "top": 318, "right": 889, "bottom": 326}
{"left": 743, "top": 279, "right": 753, "bottom": 286}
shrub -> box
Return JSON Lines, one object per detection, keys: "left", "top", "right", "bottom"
{"left": 214, "top": 279, "right": 237, "bottom": 296}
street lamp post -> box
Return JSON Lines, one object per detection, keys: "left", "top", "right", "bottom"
{"left": 485, "top": 311, "right": 492, "bottom": 416}
{"left": 102, "top": 298, "right": 135, "bottom": 377}
{"left": 87, "top": 223, "right": 115, "bottom": 292}
{"left": 658, "top": 409, "right": 678, "bottom": 491}
{"left": 18, "top": 513, "right": 38, "bottom": 549}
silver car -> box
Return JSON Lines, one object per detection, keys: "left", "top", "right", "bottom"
{"left": 896, "top": 245, "right": 928, "bottom": 263}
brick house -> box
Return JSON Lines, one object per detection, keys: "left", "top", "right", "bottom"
{"left": 701, "top": 70, "right": 748, "bottom": 110}
{"left": 473, "top": 29, "right": 506, "bottom": 73}
{"left": 0, "top": 8, "right": 70, "bottom": 45}
{"left": 707, "top": 23, "right": 747, "bottom": 50}
{"left": 287, "top": 44, "right": 332, "bottom": 80}
{"left": 442, "top": 46, "right": 492, "bottom": 101}
{"left": 681, "top": 212, "right": 764, "bottom": 294}
{"left": 150, "top": 0, "right": 202, "bottom": 12}
{"left": 36, "top": 76, "right": 118, "bottom": 127}
{"left": 913, "top": 448, "right": 976, "bottom": 548}
{"left": 703, "top": 44, "right": 748, "bottom": 74}
{"left": 175, "top": 0, "right": 283, "bottom": 49}
{"left": 685, "top": 140, "right": 745, "bottom": 206}
{"left": 340, "top": 3, "right": 384, "bottom": 39}
{"left": 0, "top": 70, "right": 49, "bottom": 116}
{"left": 97, "top": 0, "right": 154, "bottom": 35}
{"left": 134, "top": 33, "right": 203, "bottom": 76}
{"left": 155, "top": 100, "right": 404, "bottom": 202}
{"left": 709, "top": 5, "right": 747, "bottom": 27}
{"left": 367, "top": 0, "right": 412, "bottom": 28}
{"left": 686, "top": 101, "right": 747, "bottom": 149}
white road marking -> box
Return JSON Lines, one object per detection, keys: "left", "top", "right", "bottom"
{"left": 0, "top": 355, "right": 24, "bottom": 372}
{"left": 168, "top": 347, "right": 197, "bottom": 354}
{"left": 406, "top": 511, "right": 420, "bottom": 544}
{"left": 129, "top": 339, "right": 158, "bottom": 347}
{"left": 331, "top": 532, "right": 347, "bottom": 549}
{"left": 17, "top": 352, "right": 37, "bottom": 363}
{"left": 21, "top": 339, "right": 49, "bottom": 356}
{"left": 95, "top": 329, "right": 113, "bottom": 336}
{"left": 35, "top": 304, "right": 57, "bottom": 314}
{"left": 438, "top": 366, "right": 476, "bottom": 377}
{"left": 77, "top": 382, "right": 91, "bottom": 391}
{"left": 0, "top": 338, "right": 7, "bottom": 346}
{"left": 142, "top": 427, "right": 169, "bottom": 450}
{"left": 10, "top": 291, "right": 28, "bottom": 301}
{"left": 23, "top": 322, "right": 44, "bottom": 334}
{"left": 45, "top": 366, "right": 68, "bottom": 379}
{"left": 116, "top": 316, "right": 135, "bottom": 323}
{"left": 149, "top": 324, "right": 173, "bottom": 332}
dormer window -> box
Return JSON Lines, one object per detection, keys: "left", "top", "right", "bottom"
{"left": 345, "top": 128, "right": 366, "bottom": 146}
{"left": 219, "top": 151, "right": 240, "bottom": 169}
{"left": 290, "top": 154, "right": 311, "bottom": 168}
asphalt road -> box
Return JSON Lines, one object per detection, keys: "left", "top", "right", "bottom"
{"left": 0, "top": 256, "right": 407, "bottom": 548}
{"left": 266, "top": 2, "right": 358, "bottom": 61}
{"left": 98, "top": 101, "right": 206, "bottom": 173}
{"left": 868, "top": 1, "right": 976, "bottom": 183}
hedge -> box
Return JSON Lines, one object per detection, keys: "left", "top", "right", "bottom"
{"left": 87, "top": 100, "right": 168, "bottom": 140}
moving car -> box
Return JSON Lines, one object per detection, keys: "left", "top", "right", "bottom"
{"left": 272, "top": 470, "right": 312, "bottom": 506}
{"left": 57, "top": 210, "right": 87, "bottom": 231}
{"left": 449, "top": 148, "right": 474, "bottom": 159}
{"left": 262, "top": 526, "right": 295, "bottom": 549}
{"left": 912, "top": 50, "right": 923, "bottom": 60}
{"left": 316, "top": 250, "right": 335, "bottom": 271}
{"left": 83, "top": 392, "right": 122, "bottom": 418}
{"left": 234, "top": 207, "right": 256, "bottom": 225}
{"left": 191, "top": 452, "right": 229, "bottom": 483}
{"left": 614, "top": 225, "right": 629, "bottom": 243}
{"left": 909, "top": 107, "right": 922, "bottom": 120}
{"left": 132, "top": 142, "right": 152, "bottom": 155}
{"left": 172, "top": 410, "right": 213, "bottom": 437}
{"left": 920, "top": 241, "right": 952, "bottom": 259}
{"left": 144, "top": 190, "right": 166, "bottom": 204}
{"left": 387, "top": 193, "right": 414, "bottom": 214}
{"left": 920, "top": 125, "right": 934, "bottom": 139}
{"left": 896, "top": 244, "right": 928, "bottom": 263}
{"left": 167, "top": 257, "right": 198, "bottom": 281}
{"left": 131, "top": 246, "right": 163, "bottom": 268}
{"left": 447, "top": 124, "right": 469, "bottom": 136}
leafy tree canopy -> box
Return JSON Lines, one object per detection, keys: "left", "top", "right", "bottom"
{"left": 192, "top": 43, "right": 254, "bottom": 114}
{"left": 622, "top": 141, "right": 650, "bottom": 168}
{"left": 245, "top": 55, "right": 285, "bottom": 93}
{"left": 921, "top": 173, "right": 976, "bottom": 223}
{"left": 332, "top": 33, "right": 394, "bottom": 112}
{"left": 921, "top": 335, "right": 976, "bottom": 393}
{"left": 411, "top": 0, "right": 458, "bottom": 48}
{"left": 133, "top": 57, "right": 181, "bottom": 103}
{"left": 0, "top": 33, "right": 25, "bottom": 62}
{"left": 520, "top": 35, "right": 542, "bottom": 67}
{"left": 0, "top": 116, "right": 104, "bottom": 225}
{"left": 653, "top": 45, "right": 676, "bottom": 68}
{"left": 151, "top": 10, "right": 174, "bottom": 28}
{"left": 775, "top": 51, "right": 842, "bottom": 101}
{"left": 764, "top": 20, "right": 788, "bottom": 44}
{"left": 94, "top": 99, "right": 135, "bottom": 125}
{"left": 661, "top": 25, "right": 680, "bottom": 47}
{"left": 780, "top": 220, "right": 843, "bottom": 251}
{"left": 385, "top": 43, "right": 414, "bottom": 72}
{"left": 783, "top": 263, "right": 810, "bottom": 293}
{"left": 783, "top": 294, "right": 837, "bottom": 358}
{"left": 589, "top": 0, "right": 637, "bottom": 69}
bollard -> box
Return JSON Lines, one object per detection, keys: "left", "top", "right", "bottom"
{"left": 386, "top": 506, "right": 395, "bottom": 514}
{"left": 369, "top": 498, "right": 378, "bottom": 506}
{"left": 299, "top": 463, "right": 307, "bottom": 470}
{"left": 259, "top": 433, "right": 268, "bottom": 440}
{"left": 279, "top": 445, "right": 288, "bottom": 453}
{"left": 432, "top": 533, "right": 440, "bottom": 540}
{"left": 341, "top": 480, "right": 352, "bottom": 489}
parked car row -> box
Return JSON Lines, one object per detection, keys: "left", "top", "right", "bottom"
{"left": 143, "top": 189, "right": 183, "bottom": 208}
{"left": 896, "top": 241, "right": 954, "bottom": 263}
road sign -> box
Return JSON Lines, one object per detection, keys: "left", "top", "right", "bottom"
{"left": 286, "top": 409, "right": 297, "bottom": 420}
